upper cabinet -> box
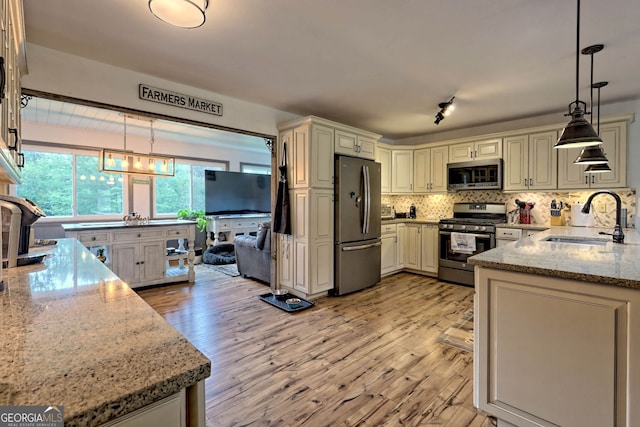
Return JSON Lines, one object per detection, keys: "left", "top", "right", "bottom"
{"left": 391, "top": 149, "right": 413, "bottom": 193}
{"left": 334, "top": 129, "right": 376, "bottom": 160}
{"left": 413, "top": 146, "right": 448, "bottom": 193}
{"left": 449, "top": 138, "right": 502, "bottom": 163}
{"left": 557, "top": 120, "right": 627, "bottom": 189}
{"left": 503, "top": 131, "right": 557, "bottom": 191}
{"left": 280, "top": 121, "right": 334, "bottom": 189}
{"left": 376, "top": 145, "right": 392, "bottom": 194}
{"left": 0, "top": 0, "right": 26, "bottom": 184}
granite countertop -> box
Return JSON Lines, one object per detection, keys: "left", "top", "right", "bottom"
{"left": 61, "top": 219, "right": 196, "bottom": 231}
{"left": 0, "top": 239, "right": 211, "bottom": 426}
{"left": 495, "top": 223, "right": 550, "bottom": 231}
{"left": 469, "top": 226, "right": 640, "bottom": 289}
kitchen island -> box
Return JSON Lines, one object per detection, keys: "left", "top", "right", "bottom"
{"left": 0, "top": 239, "right": 210, "bottom": 426}
{"left": 469, "top": 227, "right": 640, "bottom": 427}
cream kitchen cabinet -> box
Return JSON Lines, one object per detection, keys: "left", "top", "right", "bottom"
{"left": 376, "top": 145, "right": 392, "bottom": 194}
{"left": 381, "top": 223, "right": 398, "bottom": 276}
{"left": 420, "top": 224, "right": 438, "bottom": 274}
{"left": 402, "top": 223, "right": 438, "bottom": 275}
{"left": 557, "top": 120, "right": 627, "bottom": 189}
{"left": 503, "top": 131, "right": 557, "bottom": 191}
{"left": 449, "top": 138, "right": 502, "bottom": 163}
{"left": 413, "top": 146, "right": 448, "bottom": 193}
{"left": 277, "top": 234, "right": 294, "bottom": 289}
{"left": 475, "top": 267, "right": 639, "bottom": 427}
{"left": 63, "top": 221, "right": 196, "bottom": 289}
{"left": 396, "top": 223, "right": 406, "bottom": 270}
{"left": 391, "top": 149, "right": 414, "bottom": 193}
{"left": 0, "top": 0, "right": 26, "bottom": 184}
{"left": 206, "top": 214, "right": 270, "bottom": 247}
{"left": 335, "top": 129, "right": 377, "bottom": 160}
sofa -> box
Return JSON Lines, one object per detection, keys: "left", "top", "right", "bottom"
{"left": 233, "top": 222, "right": 271, "bottom": 284}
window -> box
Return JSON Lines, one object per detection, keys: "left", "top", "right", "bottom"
{"left": 15, "top": 147, "right": 126, "bottom": 219}
{"left": 240, "top": 162, "right": 271, "bottom": 175}
{"left": 154, "top": 160, "right": 225, "bottom": 216}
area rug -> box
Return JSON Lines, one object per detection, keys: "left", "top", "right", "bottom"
{"left": 437, "top": 309, "right": 474, "bottom": 353}
{"left": 202, "top": 262, "right": 240, "bottom": 277}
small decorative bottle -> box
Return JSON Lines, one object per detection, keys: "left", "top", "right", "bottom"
{"left": 96, "top": 248, "right": 107, "bottom": 263}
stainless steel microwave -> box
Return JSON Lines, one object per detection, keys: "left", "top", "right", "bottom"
{"left": 447, "top": 159, "right": 503, "bottom": 191}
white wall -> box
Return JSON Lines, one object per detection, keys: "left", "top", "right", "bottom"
{"left": 22, "top": 44, "right": 301, "bottom": 137}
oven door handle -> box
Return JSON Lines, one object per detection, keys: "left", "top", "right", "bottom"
{"left": 439, "top": 231, "right": 493, "bottom": 239}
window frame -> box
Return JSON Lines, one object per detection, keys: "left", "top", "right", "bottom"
{"left": 13, "top": 142, "right": 130, "bottom": 223}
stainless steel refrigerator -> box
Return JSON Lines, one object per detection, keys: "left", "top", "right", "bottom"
{"left": 333, "top": 155, "right": 381, "bottom": 295}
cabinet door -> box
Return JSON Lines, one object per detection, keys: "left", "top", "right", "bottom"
{"left": 403, "top": 224, "right": 421, "bottom": 270}
{"left": 140, "top": 241, "right": 166, "bottom": 283}
{"left": 475, "top": 139, "right": 502, "bottom": 160}
{"left": 528, "top": 131, "right": 557, "bottom": 190}
{"left": 557, "top": 145, "right": 587, "bottom": 189}
{"left": 591, "top": 121, "right": 626, "bottom": 188}
{"left": 449, "top": 142, "right": 473, "bottom": 163}
{"left": 396, "top": 224, "right": 406, "bottom": 269}
{"left": 277, "top": 234, "right": 294, "bottom": 288}
{"left": 291, "top": 124, "right": 310, "bottom": 188}
{"left": 420, "top": 224, "right": 438, "bottom": 274}
{"left": 381, "top": 234, "right": 397, "bottom": 275}
{"left": 430, "top": 146, "right": 449, "bottom": 192}
{"left": 357, "top": 135, "right": 377, "bottom": 160}
{"left": 311, "top": 124, "right": 334, "bottom": 188}
{"left": 413, "top": 148, "right": 431, "bottom": 193}
{"left": 334, "top": 129, "right": 357, "bottom": 156}
{"left": 377, "top": 146, "right": 392, "bottom": 194}
{"left": 310, "top": 240, "right": 333, "bottom": 294}
{"left": 503, "top": 135, "right": 528, "bottom": 191}
{"left": 111, "top": 243, "right": 140, "bottom": 285}
{"left": 391, "top": 150, "right": 413, "bottom": 193}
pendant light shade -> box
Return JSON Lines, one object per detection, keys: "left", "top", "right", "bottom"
{"left": 574, "top": 145, "right": 608, "bottom": 165}
{"left": 148, "top": 0, "right": 208, "bottom": 28}
{"left": 584, "top": 163, "right": 612, "bottom": 173}
{"left": 554, "top": 0, "right": 602, "bottom": 149}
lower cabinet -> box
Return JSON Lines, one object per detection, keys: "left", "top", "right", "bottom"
{"left": 102, "top": 390, "right": 186, "bottom": 427}
{"left": 401, "top": 223, "right": 438, "bottom": 276}
{"left": 381, "top": 223, "right": 398, "bottom": 276}
{"left": 65, "top": 222, "right": 196, "bottom": 288}
{"left": 475, "top": 267, "right": 640, "bottom": 427}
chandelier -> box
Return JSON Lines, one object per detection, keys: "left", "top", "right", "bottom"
{"left": 99, "top": 115, "right": 176, "bottom": 177}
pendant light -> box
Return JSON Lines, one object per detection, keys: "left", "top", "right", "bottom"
{"left": 574, "top": 44, "right": 609, "bottom": 165}
{"left": 583, "top": 81, "right": 612, "bottom": 173}
{"left": 554, "top": 0, "right": 603, "bottom": 149}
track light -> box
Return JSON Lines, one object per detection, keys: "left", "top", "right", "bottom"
{"left": 434, "top": 96, "right": 455, "bottom": 125}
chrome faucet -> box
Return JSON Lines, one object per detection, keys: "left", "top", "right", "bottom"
{"left": 581, "top": 190, "right": 625, "bottom": 243}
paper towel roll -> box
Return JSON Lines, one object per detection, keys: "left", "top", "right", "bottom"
{"left": 571, "top": 203, "right": 595, "bottom": 227}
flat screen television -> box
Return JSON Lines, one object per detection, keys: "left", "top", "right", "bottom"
{"left": 205, "top": 170, "right": 271, "bottom": 215}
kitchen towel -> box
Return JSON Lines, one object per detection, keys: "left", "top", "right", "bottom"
{"left": 450, "top": 232, "right": 477, "bottom": 254}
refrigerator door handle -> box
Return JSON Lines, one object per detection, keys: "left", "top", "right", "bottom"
{"left": 342, "top": 241, "right": 382, "bottom": 251}
{"left": 362, "top": 165, "right": 370, "bottom": 234}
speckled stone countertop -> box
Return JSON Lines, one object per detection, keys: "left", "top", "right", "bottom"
{"left": 382, "top": 217, "right": 441, "bottom": 225}
{"left": 61, "top": 218, "right": 196, "bottom": 231}
{"left": 495, "top": 223, "right": 550, "bottom": 231}
{"left": 0, "top": 239, "right": 211, "bottom": 426}
{"left": 469, "top": 226, "right": 640, "bottom": 289}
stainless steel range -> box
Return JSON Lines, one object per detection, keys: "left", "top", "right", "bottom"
{"left": 438, "top": 203, "right": 507, "bottom": 286}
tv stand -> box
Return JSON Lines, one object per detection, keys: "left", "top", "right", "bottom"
{"left": 206, "top": 214, "right": 271, "bottom": 247}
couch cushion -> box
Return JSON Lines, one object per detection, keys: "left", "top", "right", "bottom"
{"left": 256, "top": 222, "right": 271, "bottom": 250}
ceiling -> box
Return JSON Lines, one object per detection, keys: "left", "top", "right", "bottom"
{"left": 22, "top": 0, "right": 640, "bottom": 141}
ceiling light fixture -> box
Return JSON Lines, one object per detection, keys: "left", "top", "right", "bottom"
{"left": 582, "top": 81, "right": 612, "bottom": 173}
{"left": 554, "top": 0, "right": 602, "bottom": 149}
{"left": 434, "top": 96, "right": 455, "bottom": 125}
{"left": 99, "top": 115, "right": 176, "bottom": 177}
{"left": 148, "top": 0, "right": 208, "bottom": 29}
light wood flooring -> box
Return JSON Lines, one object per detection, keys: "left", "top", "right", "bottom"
{"left": 137, "top": 266, "right": 495, "bottom": 427}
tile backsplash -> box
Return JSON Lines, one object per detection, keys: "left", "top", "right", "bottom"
{"left": 382, "top": 189, "right": 636, "bottom": 228}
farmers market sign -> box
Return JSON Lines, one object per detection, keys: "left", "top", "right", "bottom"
{"left": 138, "top": 84, "right": 223, "bottom": 116}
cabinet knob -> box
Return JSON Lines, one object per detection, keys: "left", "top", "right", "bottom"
{"left": 137, "top": 233, "right": 142, "bottom": 238}
{"left": 91, "top": 237, "right": 96, "bottom": 241}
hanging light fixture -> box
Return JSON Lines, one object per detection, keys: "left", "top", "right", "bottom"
{"left": 574, "top": 44, "right": 609, "bottom": 165}
{"left": 581, "top": 81, "right": 612, "bottom": 172}
{"left": 434, "top": 96, "right": 455, "bottom": 125}
{"left": 148, "top": 0, "right": 208, "bottom": 29}
{"left": 99, "top": 115, "right": 176, "bottom": 177}
{"left": 554, "top": 0, "right": 603, "bottom": 149}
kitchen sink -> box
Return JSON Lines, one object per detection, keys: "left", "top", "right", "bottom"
{"left": 543, "top": 236, "right": 608, "bottom": 246}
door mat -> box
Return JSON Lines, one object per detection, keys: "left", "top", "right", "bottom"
{"left": 202, "top": 262, "right": 240, "bottom": 277}
{"left": 437, "top": 309, "right": 474, "bottom": 352}
{"left": 259, "top": 292, "right": 314, "bottom": 313}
